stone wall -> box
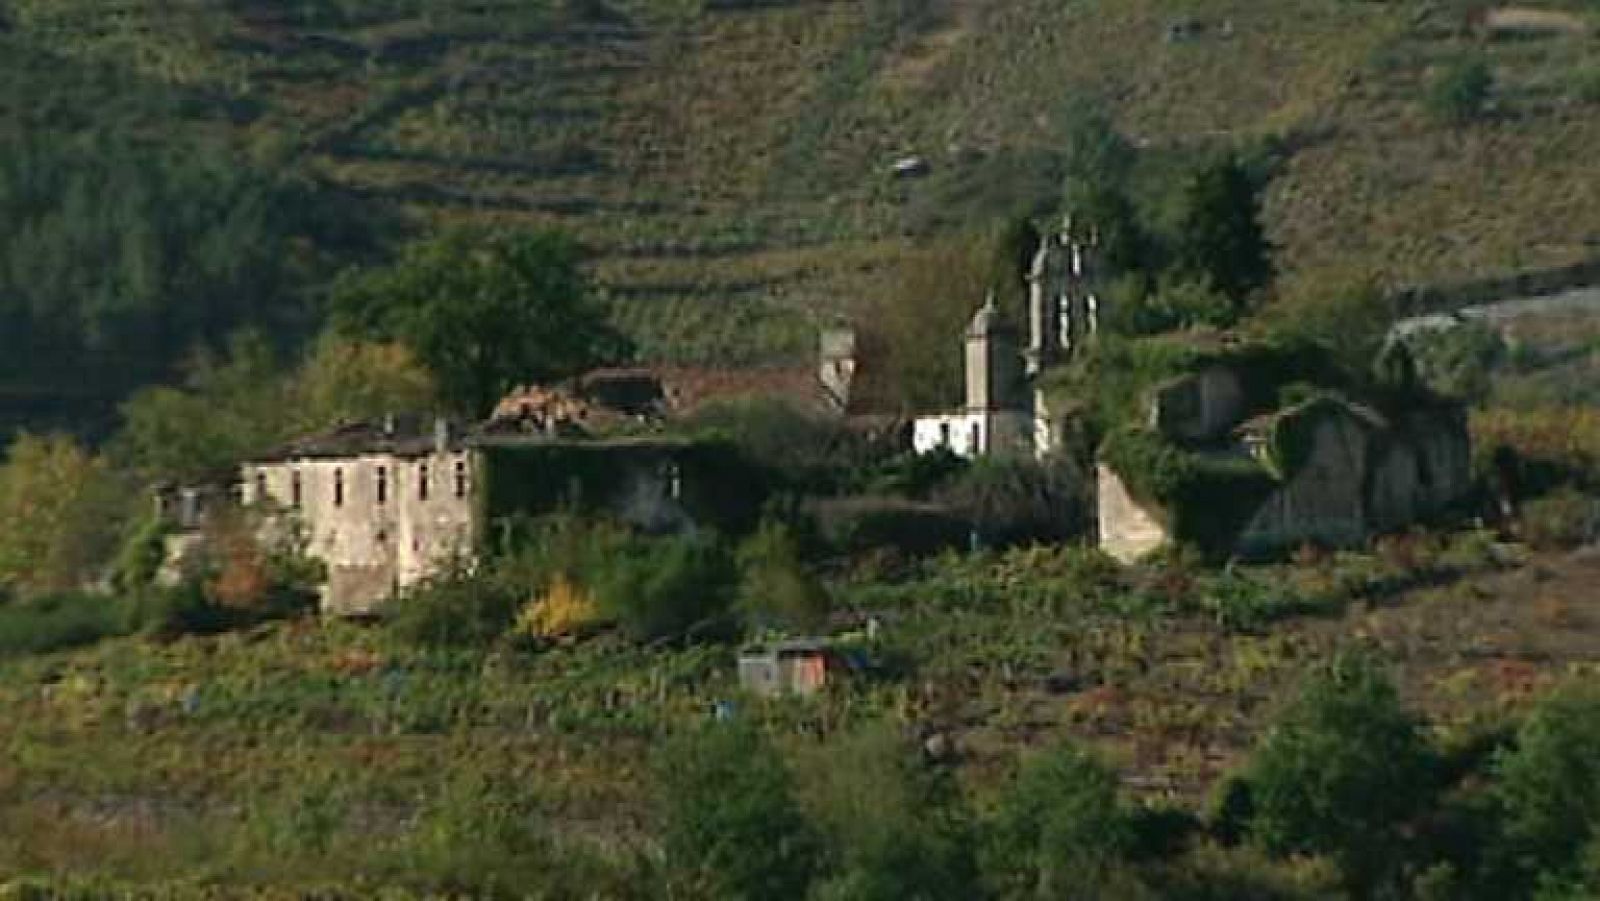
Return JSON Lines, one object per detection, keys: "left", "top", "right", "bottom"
{"left": 1149, "top": 367, "right": 1244, "bottom": 443}
{"left": 245, "top": 448, "right": 473, "bottom": 616}
{"left": 1097, "top": 464, "right": 1170, "bottom": 564}
{"left": 1236, "top": 414, "right": 1371, "bottom": 554}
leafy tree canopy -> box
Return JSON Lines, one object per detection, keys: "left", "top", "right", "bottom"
{"left": 331, "top": 227, "right": 630, "bottom": 416}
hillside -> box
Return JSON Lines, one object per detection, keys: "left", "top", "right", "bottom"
{"left": 6, "top": 0, "right": 1600, "bottom": 380}
{"left": 4, "top": 538, "right": 1600, "bottom": 893}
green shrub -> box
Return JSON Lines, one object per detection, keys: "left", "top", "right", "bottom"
{"left": 1426, "top": 58, "right": 1494, "bottom": 125}
{"left": 736, "top": 520, "right": 831, "bottom": 634}
{"left": 387, "top": 560, "right": 519, "bottom": 648}
{"left": 1239, "top": 652, "right": 1437, "bottom": 892}
{"left": 659, "top": 722, "right": 821, "bottom": 900}
{"left": 803, "top": 726, "right": 980, "bottom": 901}
{"left": 1495, "top": 683, "right": 1600, "bottom": 885}
{"left": 933, "top": 454, "right": 1088, "bottom": 547}
{"left": 123, "top": 582, "right": 234, "bottom": 639}
{"left": 592, "top": 534, "right": 735, "bottom": 642}
{"left": 988, "top": 743, "right": 1135, "bottom": 897}
{"left": 1520, "top": 488, "right": 1597, "bottom": 551}
{"left": 1106, "top": 275, "right": 1240, "bottom": 336}
{"left": 0, "top": 591, "right": 126, "bottom": 656}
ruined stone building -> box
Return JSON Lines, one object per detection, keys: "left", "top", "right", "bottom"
{"left": 236, "top": 329, "right": 846, "bottom": 615}
{"left": 243, "top": 417, "right": 475, "bottom": 616}
{"left": 1095, "top": 354, "right": 1472, "bottom": 563}
{"left": 913, "top": 215, "right": 1101, "bottom": 457}
{"left": 494, "top": 328, "right": 860, "bottom": 426}
{"left": 904, "top": 212, "right": 1473, "bottom": 561}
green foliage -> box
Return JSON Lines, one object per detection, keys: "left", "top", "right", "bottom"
{"left": 1426, "top": 57, "right": 1494, "bottom": 125}
{"left": 659, "top": 722, "right": 821, "bottom": 900}
{"left": 387, "top": 560, "right": 519, "bottom": 649}
{"left": 109, "top": 511, "right": 169, "bottom": 596}
{"left": 289, "top": 336, "right": 440, "bottom": 432}
{"left": 114, "top": 331, "right": 291, "bottom": 482}
{"left": 123, "top": 581, "right": 231, "bottom": 639}
{"left": 802, "top": 725, "right": 980, "bottom": 901}
{"left": 1107, "top": 275, "right": 1240, "bottom": 336}
{"left": 988, "top": 743, "right": 1135, "bottom": 898}
{"left": 1519, "top": 488, "right": 1598, "bottom": 551}
{"left": 681, "top": 396, "right": 869, "bottom": 493}
{"left": 591, "top": 534, "right": 736, "bottom": 642}
{"left": 0, "top": 432, "right": 130, "bottom": 599}
{"left": 1167, "top": 155, "right": 1272, "bottom": 304}
{"left": 0, "top": 128, "right": 352, "bottom": 409}
{"left": 933, "top": 453, "right": 1088, "bottom": 546}
{"left": 1262, "top": 277, "right": 1394, "bottom": 382}
{"left": 1240, "top": 652, "right": 1437, "bottom": 891}
{"left": 736, "top": 520, "right": 831, "bottom": 634}
{"left": 862, "top": 228, "right": 1019, "bottom": 411}
{"left": 332, "top": 227, "right": 629, "bottom": 416}
{"left": 0, "top": 591, "right": 126, "bottom": 657}
{"left": 1495, "top": 683, "right": 1600, "bottom": 884}
{"left": 1408, "top": 322, "right": 1506, "bottom": 403}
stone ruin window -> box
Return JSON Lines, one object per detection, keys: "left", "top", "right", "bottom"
{"left": 418, "top": 462, "right": 430, "bottom": 502}
{"left": 334, "top": 468, "right": 344, "bottom": 508}
{"left": 454, "top": 459, "right": 468, "bottom": 499}
{"left": 291, "top": 471, "right": 302, "bottom": 509}
{"left": 939, "top": 422, "right": 951, "bottom": 448}
{"left": 255, "top": 471, "right": 267, "bottom": 504}
{"left": 969, "top": 422, "right": 982, "bottom": 454}
{"left": 376, "top": 465, "right": 388, "bottom": 506}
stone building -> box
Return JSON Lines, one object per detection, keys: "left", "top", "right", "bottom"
{"left": 242, "top": 416, "right": 474, "bottom": 617}
{"left": 241, "top": 411, "right": 772, "bottom": 616}
{"left": 913, "top": 215, "right": 1102, "bottom": 458}
{"left": 1096, "top": 363, "right": 1472, "bottom": 563}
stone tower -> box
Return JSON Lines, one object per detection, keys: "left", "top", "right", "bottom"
{"left": 965, "top": 293, "right": 1023, "bottom": 414}
{"left": 1025, "top": 213, "right": 1102, "bottom": 377}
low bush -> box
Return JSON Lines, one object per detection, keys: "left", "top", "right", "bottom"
{"left": 933, "top": 454, "right": 1088, "bottom": 547}
{"left": 1426, "top": 57, "right": 1494, "bottom": 125}
{"left": 987, "top": 742, "right": 1136, "bottom": 897}
{"left": 736, "top": 520, "right": 831, "bottom": 634}
{"left": 124, "top": 581, "right": 234, "bottom": 639}
{"left": 802, "top": 726, "right": 980, "bottom": 901}
{"left": 0, "top": 591, "right": 127, "bottom": 656}
{"left": 660, "top": 722, "right": 822, "bottom": 900}
{"left": 591, "top": 534, "right": 736, "bottom": 642}
{"left": 387, "top": 561, "right": 519, "bottom": 648}
{"left": 1519, "top": 488, "right": 1597, "bottom": 551}
{"left": 1238, "top": 652, "right": 1438, "bottom": 893}
{"left": 1495, "top": 683, "right": 1600, "bottom": 887}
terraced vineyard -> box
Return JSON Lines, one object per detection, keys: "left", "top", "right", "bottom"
{"left": 7, "top": 0, "right": 1600, "bottom": 365}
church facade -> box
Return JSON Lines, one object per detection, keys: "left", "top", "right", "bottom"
{"left": 912, "top": 215, "right": 1102, "bottom": 458}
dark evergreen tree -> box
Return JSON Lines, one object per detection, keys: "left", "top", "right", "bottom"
{"left": 1170, "top": 155, "right": 1272, "bottom": 304}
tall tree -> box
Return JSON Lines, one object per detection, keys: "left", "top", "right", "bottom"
{"left": 0, "top": 433, "right": 127, "bottom": 599}
{"left": 1169, "top": 155, "right": 1272, "bottom": 304}
{"left": 331, "top": 227, "right": 629, "bottom": 416}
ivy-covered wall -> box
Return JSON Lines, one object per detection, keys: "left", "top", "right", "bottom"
{"left": 473, "top": 439, "right": 771, "bottom": 548}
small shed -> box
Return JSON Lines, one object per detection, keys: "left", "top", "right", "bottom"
{"left": 738, "top": 639, "right": 836, "bottom": 698}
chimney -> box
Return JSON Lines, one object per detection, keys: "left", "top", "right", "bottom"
{"left": 383, "top": 413, "right": 397, "bottom": 437}
{"left": 434, "top": 417, "right": 451, "bottom": 455}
